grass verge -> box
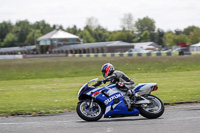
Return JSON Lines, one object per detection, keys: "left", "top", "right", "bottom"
{"left": 0, "top": 56, "right": 200, "bottom": 116}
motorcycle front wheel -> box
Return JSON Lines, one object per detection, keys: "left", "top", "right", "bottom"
{"left": 76, "top": 100, "right": 104, "bottom": 121}
{"left": 138, "top": 95, "right": 164, "bottom": 119}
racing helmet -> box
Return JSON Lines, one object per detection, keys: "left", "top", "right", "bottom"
{"left": 101, "top": 63, "right": 115, "bottom": 78}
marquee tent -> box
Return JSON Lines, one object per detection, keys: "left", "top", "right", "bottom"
{"left": 190, "top": 42, "right": 200, "bottom": 52}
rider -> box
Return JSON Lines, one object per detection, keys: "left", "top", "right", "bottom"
{"left": 93, "top": 63, "right": 136, "bottom": 99}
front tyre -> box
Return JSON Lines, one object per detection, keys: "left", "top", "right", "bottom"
{"left": 139, "top": 95, "right": 164, "bottom": 119}
{"left": 76, "top": 100, "right": 104, "bottom": 121}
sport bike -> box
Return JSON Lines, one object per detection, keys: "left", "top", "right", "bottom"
{"left": 76, "top": 78, "right": 164, "bottom": 121}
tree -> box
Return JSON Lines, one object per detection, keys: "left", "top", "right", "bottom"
{"left": 183, "top": 26, "right": 200, "bottom": 35}
{"left": 0, "top": 21, "right": 13, "bottom": 42}
{"left": 174, "top": 29, "right": 183, "bottom": 35}
{"left": 154, "top": 28, "right": 165, "bottom": 46}
{"left": 85, "top": 17, "right": 99, "bottom": 30}
{"left": 14, "top": 20, "right": 32, "bottom": 45}
{"left": 174, "top": 34, "right": 188, "bottom": 44}
{"left": 80, "top": 30, "right": 95, "bottom": 43}
{"left": 135, "top": 16, "right": 156, "bottom": 41}
{"left": 135, "top": 16, "right": 156, "bottom": 34}
{"left": 25, "top": 30, "right": 42, "bottom": 45}
{"left": 33, "top": 20, "right": 53, "bottom": 35}
{"left": 108, "top": 31, "right": 133, "bottom": 42}
{"left": 163, "top": 31, "right": 189, "bottom": 46}
{"left": 66, "top": 25, "right": 82, "bottom": 36}
{"left": 140, "top": 30, "right": 151, "bottom": 42}
{"left": 188, "top": 28, "right": 200, "bottom": 44}
{"left": 83, "top": 25, "right": 95, "bottom": 37}
{"left": 78, "top": 24, "right": 110, "bottom": 43}
{"left": 163, "top": 31, "right": 176, "bottom": 46}
{"left": 2, "top": 33, "right": 18, "bottom": 47}
{"left": 120, "top": 13, "right": 135, "bottom": 32}
{"left": 93, "top": 26, "right": 110, "bottom": 42}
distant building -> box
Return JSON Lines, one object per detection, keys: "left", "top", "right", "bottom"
{"left": 133, "top": 42, "right": 160, "bottom": 50}
{"left": 0, "top": 45, "right": 37, "bottom": 55}
{"left": 37, "top": 29, "right": 81, "bottom": 53}
{"left": 53, "top": 41, "right": 134, "bottom": 54}
{"left": 190, "top": 42, "right": 200, "bottom": 52}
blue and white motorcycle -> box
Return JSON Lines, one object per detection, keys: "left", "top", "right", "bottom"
{"left": 76, "top": 78, "right": 164, "bottom": 121}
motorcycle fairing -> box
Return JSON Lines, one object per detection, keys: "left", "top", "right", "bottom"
{"left": 133, "top": 83, "right": 157, "bottom": 95}
{"left": 87, "top": 85, "right": 140, "bottom": 117}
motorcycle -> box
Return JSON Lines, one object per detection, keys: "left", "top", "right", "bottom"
{"left": 76, "top": 78, "right": 164, "bottom": 121}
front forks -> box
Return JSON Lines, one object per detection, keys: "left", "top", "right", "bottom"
{"left": 89, "top": 98, "right": 94, "bottom": 109}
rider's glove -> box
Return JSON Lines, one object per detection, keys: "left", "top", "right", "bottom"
{"left": 93, "top": 81, "right": 102, "bottom": 87}
{"left": 102, "top": 79, "right": 108, "bottom": 84}
{"left": 117, "top": 82, "right": 124, "bottom": 87}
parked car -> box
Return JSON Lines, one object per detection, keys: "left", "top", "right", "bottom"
{"left": 126, "top": 48, "right": 152, "bottom": 53}
{"left": 172, "top": 47, "right": 187, "bottom": 55}
{"left": 172, "top": 47, "right": 187, "bottom": 52}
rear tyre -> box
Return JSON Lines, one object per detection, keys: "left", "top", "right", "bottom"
{"left": 138, "top": 95, "right": 164, "bottom": 119}
{"left": 76, "top": 100, "right": 104, "bottom": 121}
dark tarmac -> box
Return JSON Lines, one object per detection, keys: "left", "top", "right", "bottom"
{"left": 0, "top": 103, "right": 200, "bottom": 133}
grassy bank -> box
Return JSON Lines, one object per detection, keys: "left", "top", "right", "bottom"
{"left": 1, "top": 56, "right": 200, "bottom": 80}
{"left": 0, "top": 56, "right": 200, "bottom": 116}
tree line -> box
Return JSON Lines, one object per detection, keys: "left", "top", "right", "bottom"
{"left": 0, "top": 14, "right": 200, "bottom": 48}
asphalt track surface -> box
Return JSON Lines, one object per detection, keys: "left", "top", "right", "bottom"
{"left": 0, "top": 103, "right": 200, "bottom": 133}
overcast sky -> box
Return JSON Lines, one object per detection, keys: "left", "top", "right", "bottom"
{"left": 0, "top": 0, "right": 200, "bottom": 31}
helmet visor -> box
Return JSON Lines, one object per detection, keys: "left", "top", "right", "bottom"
{"left": 102, "top": 70, "right": 106, "bottom": 78}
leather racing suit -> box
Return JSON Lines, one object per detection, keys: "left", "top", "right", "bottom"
{"left": 103, "top": 70, "right": 136, "bottom": 92}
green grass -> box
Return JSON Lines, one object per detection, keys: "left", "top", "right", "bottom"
{"left": 1, "top": 56, "right": 200, "bottom": 80}
{"left": 0, "top": 56, "right": 200, "bottom": 116}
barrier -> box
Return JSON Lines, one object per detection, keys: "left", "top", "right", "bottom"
{"left": 0, "top": 55, "right": 23, "bottom": 59}
{"left": 0, "top": 52, "right": 195, "bottom": 59}
{"left": 66, "top": 52, "right": 193, "bottom": 57}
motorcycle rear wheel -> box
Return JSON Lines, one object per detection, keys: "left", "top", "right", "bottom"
{"left": 138, "top": 95, "right": 164, "bottom": 119}
{"left": 76, "top": 100, "right": 104, "bottom": 121}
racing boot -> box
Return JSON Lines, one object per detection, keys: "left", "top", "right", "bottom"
{"left": 126, "top": 89, "right": 136, "bottom": 111}
{"left": 126, "top": 89, "right": 135, "bottom": 100}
